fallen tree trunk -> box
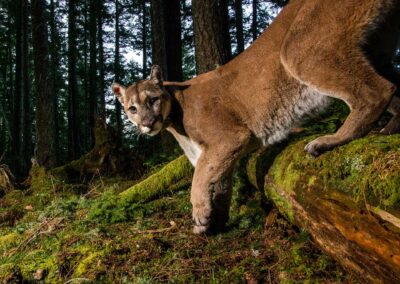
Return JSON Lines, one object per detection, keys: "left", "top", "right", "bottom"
{"left": 119, "top": 155, "right": 193, "bottom": 204}
{"left": 249, "top": 134, "right": 400, "bottom": 283}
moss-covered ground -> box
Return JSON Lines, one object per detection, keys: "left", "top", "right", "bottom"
{"left": 0, "top": 160, "right": 351, "bottom": 283}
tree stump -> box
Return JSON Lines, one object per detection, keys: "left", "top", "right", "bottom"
{"left": 51, "top": 119, "right": 146, "bottom": 182}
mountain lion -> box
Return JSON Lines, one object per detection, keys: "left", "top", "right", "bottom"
{"left": 112, "top": 0, "right": 400, "bottom": 234}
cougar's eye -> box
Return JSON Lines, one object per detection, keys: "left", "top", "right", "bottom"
{"left": 128, "top": 106, "right": 137, "bottom": 114}
{"left": 149, "top": 97, "right": 159, "bottom": 105}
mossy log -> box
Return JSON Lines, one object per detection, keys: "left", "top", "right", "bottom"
{"left": 249, "top": 134, "right": 400, "bottom": 283}
{"left": 119, "top": 155, "right": 193, "bottom": 204}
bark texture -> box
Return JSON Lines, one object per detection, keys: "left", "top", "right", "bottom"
{"left": 114, "top": 0, "right": 122, "bottom": 143}
{"left": 150, "top": 0, "right": 183, "bottom": 81}
{"left": 68, "top": 0, "right": 80, "bottom": 160}
{"left": 88, "top": 0, "right": 97, "bottom": 148}
{"left": 31, "top": 0, "right": 57, "bottom": 169}
{"left": 234, "top": 0, "right": 244, "bottom": 53}
{"left": 252, "top": 0, "right": 258, "bottom": 41}
{"left": 192, "top": 0, "right": 231, "bottom": 74}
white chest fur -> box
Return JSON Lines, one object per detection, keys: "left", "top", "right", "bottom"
{"left": 167, "top": 128, "right": 202, "bottom": 167}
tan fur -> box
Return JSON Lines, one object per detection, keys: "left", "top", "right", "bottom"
{"left": 114, "top": 0, "right": 400, "bottom": 234}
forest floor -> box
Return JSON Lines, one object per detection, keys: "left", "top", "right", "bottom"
{"left": 0, "top": 174, "right": 353, "bottom": 283}
{"left": 0, "top": 103, "right": 361, "bottom": 283}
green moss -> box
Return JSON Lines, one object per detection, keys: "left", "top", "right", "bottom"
{"left": 19, "top": 248, "right": 58, "bottom": 280}
{"left": 88, "top": 156, "right": 193, "bottom": 224}
{"left": 265, "top": 186, "right": 294, "bottom": 223}
{"left": 72, "top": 244, "right": 108, "bottom": 278}
{"left": 0, "top": 232, "right": 23, "bottom": 253}
{"left": 119, "top": 155, "right": 193, "bottom": 204}
{"left": 29, "top": 165, "right": 54, "bottom": 193}
{"left": 88, "top": 190, "right": 128, "bottom": 224}
{"left": 267, "top": 134, "right": 400, "bottom": 212}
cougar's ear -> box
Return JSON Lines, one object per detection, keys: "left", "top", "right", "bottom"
{"left": 112, "top": 82, "right": 126, "bottom": 104}
{"left": 149, "top": 65, "right": 163, "bottom": 85}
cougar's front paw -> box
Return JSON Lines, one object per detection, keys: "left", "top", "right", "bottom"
{"left": 193, "top": 224, "right": 209, "bottom": 234}
{"left": 304, "top": 136, "right": 333, "bottom": 157}
{"left": 192, "top": 207, "right": 211, "bottom": 235}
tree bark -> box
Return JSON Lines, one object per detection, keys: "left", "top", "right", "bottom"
{"left": 12, "top": 0, "right": 23, "bottom": 175}
{"left": 2, "top": 7, "right": 13, "bottom": 156}
{"left": 31, "top": 0, "right": 57, "bottom": 169}
{"left": 141, "top": 0, "right": 148, "bottom": 79}
{"left": 114, "top": 0, "right": 123, "bottom": 144}
{"left": 218, "top": 0, "right": 232, "bottom": 60}
{"left": 83, "top": 0, "right": 89, "bottom": 150}
{"left": 234, "top": 0, "right": 244, "bottom": 54}
{"left": 21, "top": 0, "right": 32, "bottom": 174}
{"left": 164, "top": 0, "right": 183, "bottom": 81}
{"left": 88, "top": 0, "right": 97, "bottom": 149}
{"left": 49, "top": 0, "right": 60, "bottom": 166}
{"left": 150, "top": 0, "right": 183, "bottom": 81}
{"left": 251, "top": 0, "right": 258, "bottom": 41}
{"left": 68, "top": 0, "right": 80, "bottom": 160}
{"left": 150, "top": 0, "right": 167, "bottom": 77}
{"left": 246, "top": 137, "right": 400, "bottom": 283}
{"left": 192, "top": 0, "right": 231, "bottom": 74}
{"left": 97, "top": 0, "right": 106, "bottom": 119}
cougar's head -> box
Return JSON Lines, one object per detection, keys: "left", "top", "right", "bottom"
{"left": 112, "top": 65, "right": 171, "bottom": 136}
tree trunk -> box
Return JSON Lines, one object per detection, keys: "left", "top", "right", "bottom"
{"left": 234, "top": 0, "right": 244, "bottom": 54}
{"left": 21, "top": 0, "right": 32, "bottom": 174}
{"left": 114, "top": 0, "right": 123, "bottom": 144}
{"left": 192, "top": 0, "right": 231, "bottom": 74}
{"left": 251, "top": 0, "right": 258, "bottom": 41}
{"left": 246, "top": 136, "right": 400, "bottom": 283}
{"left": 150, "top": 0, "right": 167, "bottom": 77}
{"left": 164, "top": 0, "right": 183, "bottom": 81}
{"left": 12, "top": 0, "right": 23, "bottom": 175}
{"left": 83, "top": 0, "right": 89, "bottom": 150}
{"left": 97, "top": 1, "right": 106, "bottom": 119}
{"left": 3, "top": 7, "right": 13, "bottom": 156}
{"left": 31, "top": 0, "right": 57, "bottom": 169}
{"left": 49, "top": 0, "right": 60, "bottom": 166}
{"left": 218, "top": 0, "right": 232, "bottom": 60}
{"left": 88, "top": 0, "right": 97, "bottom": 149}
{"left": 150, "top": 0, "right": 183, "bottom": 81}
{"left": 141, "top": 0, "right": 148, "bottom": 78}
{"left": 68, "top": 0, "right": 80, "bottom": 160}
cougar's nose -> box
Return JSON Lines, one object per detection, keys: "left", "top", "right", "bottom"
{"left": 142, "top": 118, "right": 155, "bottom": 128}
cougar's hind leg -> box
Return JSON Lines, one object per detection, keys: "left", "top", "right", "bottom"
{"left": 303, "top": 65, "right": 395, "bottom": 156}
{"left": 380, "top": 96, "right": 400, "bottom": 135}
{"left": 279, "top": 0, "right": 398, "bottom": 156}
{"left": 282, "top": 48, "right": 395, "bottom": 156}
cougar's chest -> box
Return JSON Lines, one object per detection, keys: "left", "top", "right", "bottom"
{"left": 167, "top": 128, "right": 202, "bottom": 167}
